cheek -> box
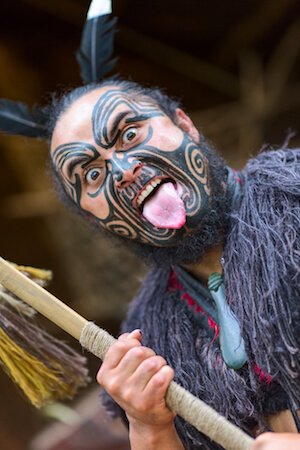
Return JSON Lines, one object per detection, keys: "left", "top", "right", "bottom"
{"left": 80, "top": 191, "right": 110, "bottom": 220}
{"left": 151, "top": 126, "right": 183, "bottom": 152}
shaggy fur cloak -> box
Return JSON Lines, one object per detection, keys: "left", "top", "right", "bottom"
{"left": 103, "top": 147, "right": 300, "bottom": 449}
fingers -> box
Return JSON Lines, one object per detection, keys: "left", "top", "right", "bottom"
{"left": 116, "top": 346, "right": 156, "bottom": 381}
{"left": 96, "top": 329, "right": 175, "bottom": 428}
{"left": 119, "top": 329, "right": 142, "bottom": 342}
{"left": 144, "top": 365, "right": 174, "bottom": 398}
{"left": 140, "top": 364, "right": 174, "bottom": 412}
{"left": 97, "top": 328, "right": 173, "bottom": 396}
{"left": 122, "top": 364, "right": 174, "bottom": 418}
{"left": 129, "top": 354, "right": 171, "bottom": 392}
{"left": 99, "top": 329, "right": 143, "bottom": 372}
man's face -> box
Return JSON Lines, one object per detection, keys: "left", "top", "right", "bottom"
{"left": 51, "top": 86, "right": 212, "bottom": 247}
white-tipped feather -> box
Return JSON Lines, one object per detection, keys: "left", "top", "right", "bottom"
{"left": 77, "top": 0, "right": 117, "bottom": 83}
{"left": 87, "top": 0, "right": 112, "bottom": 19}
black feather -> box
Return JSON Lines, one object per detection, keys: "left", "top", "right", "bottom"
{"left": 0, "top": 99, "right": 48, "bottom": 138}
{"left": 76, "top": 14, "right": 118, "bottom": 83}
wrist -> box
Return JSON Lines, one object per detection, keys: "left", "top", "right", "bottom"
{"left": 129, "top": 419, "right": 184, "bottom": 449}
{"left": 129, "top": 416, "right": 175, "bottom": 436}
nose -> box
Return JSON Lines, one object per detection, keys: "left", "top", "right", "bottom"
{"left": 112, "top": 159, "right": 143, "bottom": 189}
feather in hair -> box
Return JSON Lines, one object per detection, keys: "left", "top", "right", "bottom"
{"left": 76, "top": 0, "right": 117, "bottom": 84}
{"left": 0, "top": 99, "right": 48, "bottom": 138}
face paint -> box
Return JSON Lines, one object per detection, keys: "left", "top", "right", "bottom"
{"left": 51, "top": 87, "right": 211, "bottom": 247}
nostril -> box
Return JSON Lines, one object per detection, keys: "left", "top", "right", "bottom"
{"left": 114, "top": 162, "right": 142, "bottom": 189}
{"left": 133, "top": 163, "right": 142, "bottom": 174}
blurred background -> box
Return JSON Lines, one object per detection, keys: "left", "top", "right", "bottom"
{"left": 0, "top": 0, "right": 299, "bottom": 448}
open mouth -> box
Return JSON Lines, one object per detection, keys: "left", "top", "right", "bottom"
{"left": 136, "top": 177, "right": 174, "bottom": 211}
{"left": 134, "top": 177, "right": 186, "bottom": 229}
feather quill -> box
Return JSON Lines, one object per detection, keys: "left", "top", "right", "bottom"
{"left": 0, "top": 99, "right": 48, "bottom": 138}
{"left": 76, "top": 5, "right": 117, "bottom": 84}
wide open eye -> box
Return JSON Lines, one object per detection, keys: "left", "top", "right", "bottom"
{"left": 85, "top": 168, "right": 102, "bottom": 185}
{"left": 122, "top": 127, "right": 138, "bottom": 144}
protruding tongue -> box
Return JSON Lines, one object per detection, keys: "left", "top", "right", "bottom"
{"left": 142, "top": 182, "right": 186, "bottom": 229}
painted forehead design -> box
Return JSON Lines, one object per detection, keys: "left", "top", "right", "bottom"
{"left": 52, "top": 87, "right": 164, "bottom": 174}
{"left": 92, "top": 88, "right": 164, "bottom": 149}
{"left": 52, "top": 88, "right": 164, "bottom": 159}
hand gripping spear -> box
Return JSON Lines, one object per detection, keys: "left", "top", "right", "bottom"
{"left": 0, "top": 1, "right": 254, "bottom": 448}
{"left": 0, "top": 257, "right": 254, "bottom": 450}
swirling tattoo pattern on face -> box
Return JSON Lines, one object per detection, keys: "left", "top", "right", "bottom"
{"left": 52, "top": 89, "right": 211, "bottom": 247}
{"left": 52, "top": 142, "right": 100, "bottom": 205}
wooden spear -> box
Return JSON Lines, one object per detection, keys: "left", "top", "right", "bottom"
{"left": 0, "top": 256, "right": 254, "bottom": 450}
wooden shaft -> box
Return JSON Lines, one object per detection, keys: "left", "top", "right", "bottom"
{"left": 0, "top": 256, "right": 254, "bottom": 449}
{"left": 80, "top": 322, "right": 254, "bottom": 450}
{"left": 0, "top": 257, "right": 87, "bottom": 340}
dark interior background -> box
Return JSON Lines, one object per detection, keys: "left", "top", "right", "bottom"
{"left": 0, "top": 1, "right": 299, "bottom": 448}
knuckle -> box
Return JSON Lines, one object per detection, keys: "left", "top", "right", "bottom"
{"left": 96, "top": 364, "right": 108, "bottom": 385}
{"left": 118, "top": 333, "right": 142, "bottom": 346}
{"left": 152, "top": 376, "right": 165, "bottom": 387}
{"left": 145, "top": 348, "right": 156, "bottom": 358}
{"left": 105, "top": 342, "right": 125, "bottom": 360}
{"left": 116, "top": 341, "right": 128, "bottom": 352}
{"left": 128, "top": 346, "right": 144, "bottom": 359}
{"left": 106, "top": 378, "right": 120, "bottom": 395}
{"left": 96, "top": 370, "right": 103, "bottom": 385}
{"left": 118, "top": 332, "right": 130, "bottom": 340}
{"left": 153, "top": 366, "right": 174, "bottom": 386}
{"left": 122, "top": 388, "right": 134, "bottom": 404}
{"left": 142, "top": 356, "right": 160, "bottom": 371}
{"left": 156, "top": 355, "right": 167, "bottom": 366}
{"left": 166, "top": 366, "right": 174, "bottom": 377}
{"left": 165, "top": 366, "right": 175, "bottom": 382}
{"left": 134, "top": 399, "right": 148, "bottom": 413}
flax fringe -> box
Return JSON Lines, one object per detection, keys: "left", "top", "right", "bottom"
{"left": 80, "top": 321, "right": 254, "bottom": 450}
{"left": 0, "top": 327, "right": 83, "bottom": 407}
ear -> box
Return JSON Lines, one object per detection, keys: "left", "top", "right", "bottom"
{"left": 175, "top": 108, "right": 200, "bottom": 143}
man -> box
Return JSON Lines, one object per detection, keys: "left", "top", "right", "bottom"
{"left": 49, "top": 78, "right": 300, "bottom": 449}
{"left": 0, "top": 1, "right": 299, "bottom": 448}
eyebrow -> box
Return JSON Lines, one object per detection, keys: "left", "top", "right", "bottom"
{"left": 52, "top": 142, "right": 100, "bottom": 179}
{"left": 109, "top": 111, "right": 158, "bottom": 139}
{"left": 110, "top": 111, "right": 130, "bottom": 139}
{"left": 125, "top": 114, "right": 158, "bottom": 124}
{"left": 67, "top": 156, "right": 89, "bottom": 178}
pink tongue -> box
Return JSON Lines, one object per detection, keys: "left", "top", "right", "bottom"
{"left": 142, "top": 182, "right": 186, "bottom": 229}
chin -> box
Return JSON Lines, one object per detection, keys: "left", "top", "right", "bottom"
{"left": 113, "top": 186, "right": 229, "bottom": 267}
{"left": 122, "top": 142, "right": 229, "bottom": 265}
{"left": 124, "top": 204, "right": 229, "bottom": 266}
{"left": 89, "top": 135, "right": 229, "bottom": 266}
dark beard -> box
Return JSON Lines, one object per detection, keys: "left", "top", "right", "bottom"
{"left": 106, "top": 138, "right": 229, "bottom": 267}
{"left": 56, "top": 136, "right": 229, "bottom": 266}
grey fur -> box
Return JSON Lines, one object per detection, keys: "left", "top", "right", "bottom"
{"left": 103, "top": 148, "right": 300, "bottom": 449}
{"left": 224, "top": 148, "right": 300, "bottom": 406}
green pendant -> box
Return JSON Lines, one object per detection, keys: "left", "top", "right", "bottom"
{"left": 208, "top": 273, "right": 247, "bottom": 370}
